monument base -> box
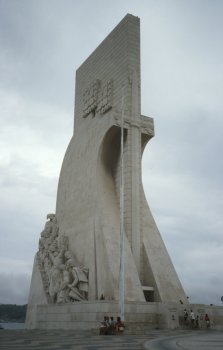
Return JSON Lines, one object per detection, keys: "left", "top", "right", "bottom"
{"left": 25, "top": 300, "right": 223, "bottom": 332}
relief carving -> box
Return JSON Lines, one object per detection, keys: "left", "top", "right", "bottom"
{"left": 37, "top": 214, "right": 89, "bottom": 303}
{"left": 83, "top": 79, "right": 113, "bottom": 117}
{"left": 83, "top": 80, "right": 100, "bottom": 118}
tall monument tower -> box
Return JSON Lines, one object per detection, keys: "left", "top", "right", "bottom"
{"left": 26, "top": 14, "right": 187, "bottom": 328}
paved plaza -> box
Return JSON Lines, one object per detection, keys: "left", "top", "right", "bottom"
{"left": 145, "top": 330, "right": 223, "bottom": 349}
{"left": 0, "top": 329, "right": 222, "bottom": 350}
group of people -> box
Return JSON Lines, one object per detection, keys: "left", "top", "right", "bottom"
{"left": 184, "top": 309, "right": 210, "bottom": 329}
{"left": 100, "top": 316, "right": 124, "bottom": 335}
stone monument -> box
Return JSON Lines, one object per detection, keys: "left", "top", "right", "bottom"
{"left": 26, "top": 14, "right": 189, "bottom": 330}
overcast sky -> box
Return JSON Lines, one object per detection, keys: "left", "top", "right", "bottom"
{"left": 0, "top": 0, "right": 222, "bottom": 307}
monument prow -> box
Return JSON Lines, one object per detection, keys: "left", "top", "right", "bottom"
{"left": 26, "top": 14, "right": 192, "bottom": 330}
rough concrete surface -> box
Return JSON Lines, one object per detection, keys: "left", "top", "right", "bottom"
{"left": 0, "top": 329, "right": 222, "bottom": 350}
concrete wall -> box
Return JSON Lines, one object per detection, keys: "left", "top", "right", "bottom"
{"left": 35, "top": 301, "right": 164, "bottom": 330}
{"left": 25, "top": 255, "right": 48, "bottom": 329}
{"left": 33, "top": 301, "right": 223, "bottom": 331}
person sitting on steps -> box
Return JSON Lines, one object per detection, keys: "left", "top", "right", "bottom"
{"left": 116, "top": 316, "right": 124, "bottom": 333}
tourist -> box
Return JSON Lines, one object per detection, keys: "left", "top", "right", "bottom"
{"left": 99, "top": 316, "right": 109, "bottom": 335}
{"left": 205, "top": 314, "right": 210, "bottom": 328}
{"left": 183, "top": 309, "right": 188, "bottom": 322}
{"left": 190, "top": 310, "right": 195, "bottom": 328}
{"left": 109, "top": 316, "right": 116, "bottom": 334}
{"left": 195, "top": 315, "right": 199, "bottom": 328}
{"left": 116, "top": 316, "right": 124, "bottom": 333}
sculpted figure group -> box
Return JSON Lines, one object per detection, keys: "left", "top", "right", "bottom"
{"left": 37, "top": 214, "right": 89, "bottom": 304}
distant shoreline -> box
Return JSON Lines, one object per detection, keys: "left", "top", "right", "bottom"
{"left": 0, "top": 322, "right": 25, "bottom": 330}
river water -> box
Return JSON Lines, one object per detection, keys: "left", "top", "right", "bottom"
{"left": 0, "top": 322, "right": 25, "bottom": 329}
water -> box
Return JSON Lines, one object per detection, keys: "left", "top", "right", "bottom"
{"left": 0, "top": 322, "right": 25, "bottom": 330}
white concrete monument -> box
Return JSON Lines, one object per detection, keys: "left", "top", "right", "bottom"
{"left": 26, "top": 14, "right": 189, "bottom": 329}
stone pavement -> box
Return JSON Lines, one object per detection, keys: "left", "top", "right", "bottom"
{"left": 0, "top": 329, "right": 222, "bottom": 350}
{"left": 144, "top": 329, "right": 223, "bottom": 350}
{"left": 0, "top": 329, "right": 149, "bottom": 350}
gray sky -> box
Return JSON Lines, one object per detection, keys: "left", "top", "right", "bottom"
{"left": 0, "top": 0, "right": 222, "bottom": 306}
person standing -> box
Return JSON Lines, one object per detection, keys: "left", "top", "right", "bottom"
{"left": 195, "top": 315, "right": 199, "bottom": 328}
{"left": 190, "top": 310, "right": 195, "bottom": 328}
{"left": 183, "top": 309, "right": 188, "bottom": 323}
{"left": 205, "top": 313, "right": 210, "bottom": 328}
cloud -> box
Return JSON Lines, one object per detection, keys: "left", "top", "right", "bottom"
{"left": 0, "top": 87, "right": 72, "bottom": 276}
{"left": 178, "top": 244, "right": 223, "bottom": 305}
{"left": 0, "top": 272, "right": 30, "bottom": 305}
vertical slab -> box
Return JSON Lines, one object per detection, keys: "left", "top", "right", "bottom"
{"left": 56, "top": 14, "right": 146, "bottom": 302}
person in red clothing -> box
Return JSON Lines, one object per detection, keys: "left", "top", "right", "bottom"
{"left": 205, "top": 313, "right": 210, "bottom": 328}
{"left": 116, "top": 316, "right": 124, "bottom": 332}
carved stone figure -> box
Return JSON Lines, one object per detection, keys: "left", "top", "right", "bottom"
{"left": 57, "top": 266, "right": 71, "bottom": 303}
{"left": 36, "top": 214, "right": 89, "bottom": 304}
{"left": 48, "top": 251, "right": 64, "bottom": 302}
{"left": 67, "top": 266, "right": 85, "bottom": 301}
